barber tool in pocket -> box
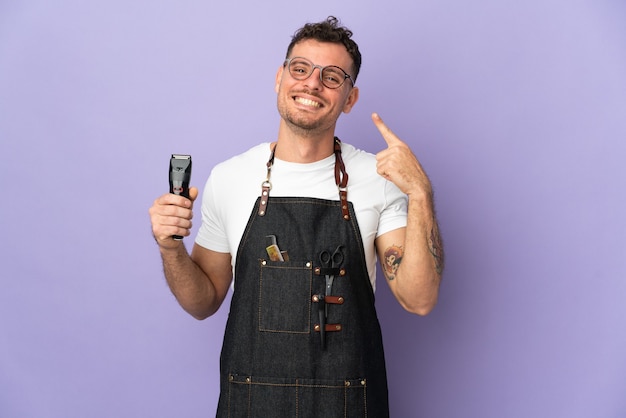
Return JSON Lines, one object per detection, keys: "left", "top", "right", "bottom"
{"left": 265, "top": 235, "right": 289, "bottom": 261}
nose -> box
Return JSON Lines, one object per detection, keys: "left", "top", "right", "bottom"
{"left": 304, "top": 66, "right": 324, "bottom": 90}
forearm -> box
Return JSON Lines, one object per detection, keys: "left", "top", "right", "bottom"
{"left": 394, "top": 193, "right": 443, "bottom": 315}
{"left": 160, "top": 244, "right": 218, "bottom": 320}
{"left": 371, "top": 112, "right": 444, "bottom": 315}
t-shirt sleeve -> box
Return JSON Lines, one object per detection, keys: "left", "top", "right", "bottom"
{"left": 376, "top": 180, "right": 408, "bottom": 237}
{"left": 195, "top": 173, "right": 230, "bottom": 253}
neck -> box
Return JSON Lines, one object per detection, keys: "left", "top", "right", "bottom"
{"left": 274, "top": 122, "right": 336, "bottom": 163}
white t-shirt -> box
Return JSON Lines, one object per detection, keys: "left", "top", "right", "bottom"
{"left": 195, "top": 142, "right": 408, "bottom": 291}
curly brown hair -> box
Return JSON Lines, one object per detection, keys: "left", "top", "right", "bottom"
{"left": 285, "top": 16, "right": 362, "bottom": 82}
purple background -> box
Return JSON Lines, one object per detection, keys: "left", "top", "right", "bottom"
{"left": 1, "top": 1, "right": 625, "bottom": 417}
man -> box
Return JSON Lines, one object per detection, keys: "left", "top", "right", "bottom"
{"left": 149, "top": 16, "right": 443, "bottom": 417}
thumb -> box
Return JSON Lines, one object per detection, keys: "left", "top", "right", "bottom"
{"left": 371, "top": 112, "right": 401, "bottom": 147}
{"left": 189, "top": 186, "right": 199, "bottom": 202}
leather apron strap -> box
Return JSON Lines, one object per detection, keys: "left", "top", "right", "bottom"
{"left": 259, "top": 137, "right": 350, "bottom": 220}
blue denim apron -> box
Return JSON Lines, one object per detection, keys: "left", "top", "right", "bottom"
{"left": 216, "top": 140, "right": 389, "bottom": 417}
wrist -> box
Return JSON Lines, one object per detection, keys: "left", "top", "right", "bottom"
{"left": 407, "top": 187, "right": 433, "bottom": 205}
{"left": 157, "top": 238, "right": 186, "bottom": 254}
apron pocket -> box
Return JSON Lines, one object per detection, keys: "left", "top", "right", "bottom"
{"left": 298, "top": 377, "right": 368, "bottom": 418}
{"left": 227, "top": 374, "right": 367, "bottom": 418}
{"left": 259, "top": 260, "right": 312, "bottom": 333}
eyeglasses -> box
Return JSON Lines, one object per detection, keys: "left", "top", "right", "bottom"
{"left": 284, "top": 57, "right": 355, "bottom": 89}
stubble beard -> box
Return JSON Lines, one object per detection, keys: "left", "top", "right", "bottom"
{"left": 280, "top": 108, "right": 325, "bottom": 135}
{"left": 277, "top": 92, "right": 335, "bottom": 137}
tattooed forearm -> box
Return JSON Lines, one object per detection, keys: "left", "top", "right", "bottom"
{"left": 429, "top": 222, "right": 444, "bottom": 275}
{"left": 383, "top": 244, "right": 404, "bottom": 281}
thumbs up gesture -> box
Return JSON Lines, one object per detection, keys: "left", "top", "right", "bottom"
{"left": 372, "top": 113, "right": 433, "bottom": 199}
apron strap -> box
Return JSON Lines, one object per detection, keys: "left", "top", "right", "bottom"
{"left": 258, "top": 143, "right": 277, "bottom": 216}
{"left": 258, "top": 139, "right": 351, "bottom": 220}
{"left": 334, "top": 138, "right": 350, "bottom": 221}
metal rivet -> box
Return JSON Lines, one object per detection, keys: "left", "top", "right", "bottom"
{"left": 260, "top": 210, "right": 265, "bottom": 215}
{"left": 261, "top": 260, "right": 267, "bottom": 266}
{"left": 337, "top": 297, "right": 344, "bottom": 304}
{"left": 335, "top": 325, "right": 341, "bottom": 331}
{"left": 314, "top": 325, "right": 320, "bottom": 331}
{"left": 306, "top": 262, "right": 311, "bottom": 268}
{"left": 361, "top": 379, "right": 366, "bottom": 386}
{"left": 345, "top": 381, "right": 351, "bottom": 387}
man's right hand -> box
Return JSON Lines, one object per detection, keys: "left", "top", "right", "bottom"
{"left": 149, "top": 186, "right": 199, "bottom": 249}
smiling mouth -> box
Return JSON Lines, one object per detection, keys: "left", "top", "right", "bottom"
{"left": 294, "top": 96, "right": 322, "bottom": 108}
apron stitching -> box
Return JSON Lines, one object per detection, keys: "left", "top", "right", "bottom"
{"left": 257, "top": 261, "right": 313, "bottom": 334}
{"left": 349, "top": 212, "right": 371, "bottom": 285}
{"left": 295, "top": 379, "right": 299, "bottom": 418}
{"left": 247, "top": 379, "right": 251, "bottom": 418}
{"left": 363, "top": 379, "right": 368, "bottom": 418}
{"left": 257, "top": 265, "right": 262, "bottom": 332}
{"left": 227, "top": 377, "right": 231, "bottom": 418}
{"left": 344, "top": 385, "right": 347, "bottom": 418}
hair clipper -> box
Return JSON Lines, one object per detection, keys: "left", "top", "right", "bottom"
{"left": 169, "top": 154, "right": 192, "bottom": 240}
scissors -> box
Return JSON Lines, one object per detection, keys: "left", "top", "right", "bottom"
{"left": 319, "top": 245, "right": 344, "bottom": 298}
{"left": 317, "top": 246, "right": 344, "bottom": 349}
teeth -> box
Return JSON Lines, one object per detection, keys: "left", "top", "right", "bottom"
{"left": 295, "top": 97, "right": 320, "bottom": 108}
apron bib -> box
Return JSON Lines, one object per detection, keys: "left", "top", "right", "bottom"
{"left": 216, "top": 140, "right": 389, "bottom": 417}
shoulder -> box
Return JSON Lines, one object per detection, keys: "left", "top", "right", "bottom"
{"left": 212, "top": 143, "right": 272, "bottom": 176}
{"left": 205, "top": 143, "right": 271, "bottom": 201}
{"left": 340, "top": 140, "right": 407, "bottom": 211}
{"left": 339, "top": 141, "right": 382, "bottom": 185}
{"left": 340, "top": 141, "right": 375, "bottom": 161}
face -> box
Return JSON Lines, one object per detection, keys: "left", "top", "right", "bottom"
{"left": 275, "top": 39, "right": 359, "bottom": 136}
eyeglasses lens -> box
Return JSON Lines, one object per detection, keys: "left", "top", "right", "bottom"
{"left": 288, "top": 58, "right": 348, "bottom": 89}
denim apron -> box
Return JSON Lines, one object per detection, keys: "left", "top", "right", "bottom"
{"left": 216, "top": 140, "right": 389, "bottom": 417}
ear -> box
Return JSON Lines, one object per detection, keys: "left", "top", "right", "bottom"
{"left": 342, "top": 86, "right": 359, "bottom": 114}
{"left": 275, "top": 65, "right": 284, "bottom": 93}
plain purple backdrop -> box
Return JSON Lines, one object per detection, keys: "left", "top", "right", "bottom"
{"left": 1, "top": 1, "right": 625, "bottom": 417}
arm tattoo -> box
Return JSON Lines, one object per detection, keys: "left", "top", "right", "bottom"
{"left": 383, "top": 244, "right": 404, "bottom": 281}
{"left": 429, "top": 221, "right": 444, "bottom": 275}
